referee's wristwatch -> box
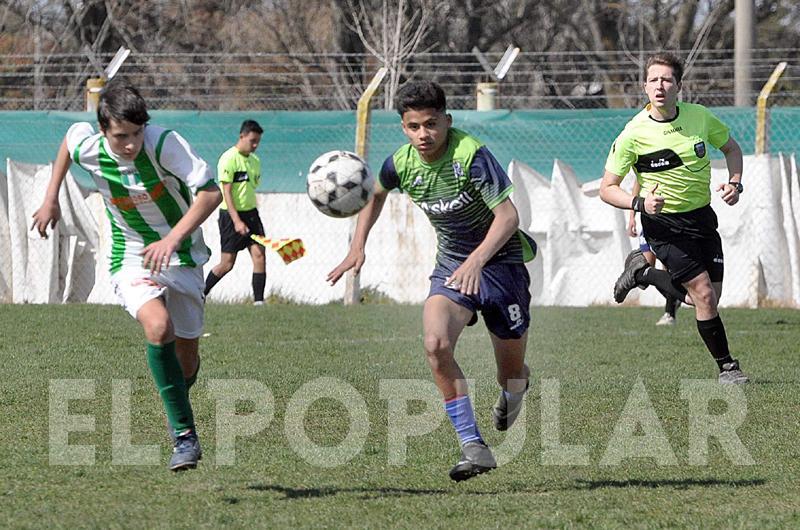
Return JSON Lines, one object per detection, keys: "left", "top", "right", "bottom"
{"left": 729, "top": 180, "right": 743, "bottom": 194}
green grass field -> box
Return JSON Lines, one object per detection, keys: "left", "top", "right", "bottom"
{"left": 1, "top": 303, "right": 799, "bottom": 528}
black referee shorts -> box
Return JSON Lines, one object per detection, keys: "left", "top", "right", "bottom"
{"left": 642, "top": 205, "right": 724, "bottom": 284}
{"left": 218, "top": 208, "right": 265, "bottom": 253}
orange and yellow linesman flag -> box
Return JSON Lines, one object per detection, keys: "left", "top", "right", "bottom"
{"left": 250, "top": 235, "right": 306, "bottom": 264}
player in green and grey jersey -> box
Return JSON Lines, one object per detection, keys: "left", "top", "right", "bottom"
{"left": 328, "top": 80, "right": 537, "bottom": 481}
{"left": 32, "top": 81, "right": 222, "bottom": 470}
{"left": 600, "top": 53, "right": 749, "bottom": 384}
{"left": 381, "top": 127, "right": 536, "bottom": 264}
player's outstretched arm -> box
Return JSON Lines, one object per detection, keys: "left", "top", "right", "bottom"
{"left": 31, "top": 138, "right": 71, "bottom": 238}
{"left": 141, "top": 185, "right": 222, "bottom": 273}
{"left": 716, "top": 137, "right": 744, "bottom": 206}
{"left": 327, "top": 186, "right": 388, "bottom": 286}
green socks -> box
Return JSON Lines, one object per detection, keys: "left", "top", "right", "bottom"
{"left": 146, "top": 341, "right": 194, "bottom": 432}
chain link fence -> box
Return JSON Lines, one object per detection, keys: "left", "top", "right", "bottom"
{"left": 1, "top": 49, "right": 799, "bottom": 111}
{"left": 2, "top": 101, "right": 799, "bottom": 307}
{"left": 1, "top": 48, "right": 799, "bottom": 307}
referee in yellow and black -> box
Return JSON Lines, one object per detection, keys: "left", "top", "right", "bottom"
{"left": 600, "top": 53, "right": 749, "bottom": 384}
{"left": 204, "top": 120, "right": 267, "bottom": 304}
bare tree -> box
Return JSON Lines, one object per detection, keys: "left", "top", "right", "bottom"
{"left": 253, "top": 0, "right": 367, "bottom": 109}
{"left": 1, "top": 0, "right": 798, "bottom": 110}
{"left": 344, "top": 0, "right": 437, "bottom": 108}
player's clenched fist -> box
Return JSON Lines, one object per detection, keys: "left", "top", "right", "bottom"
{"left": 645, "top": 183, "right": 665, "bottom": 214}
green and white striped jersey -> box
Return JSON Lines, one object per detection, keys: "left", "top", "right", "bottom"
{"left": 67, "top": 122, "right": 216, "bottom": 273}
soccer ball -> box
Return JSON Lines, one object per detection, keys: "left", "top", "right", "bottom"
{"left": 306, "top": 150, "right": 374, "bottom": 218}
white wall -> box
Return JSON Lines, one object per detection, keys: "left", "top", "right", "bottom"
{"left": 5, "top": 154, "right": 799, "bottom": 308}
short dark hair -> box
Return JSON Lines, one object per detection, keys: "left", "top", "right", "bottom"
{"left": 395, "top": 80, "right": 447, "bottom": 116}
{"left": 240, "top": 119, "right": 263, "bottom": 135}
{"left": 645, "top": 53, "right": 684, "bottom": 84}
{"left": 97, "top": 80, "right": 150, "bottom": 131}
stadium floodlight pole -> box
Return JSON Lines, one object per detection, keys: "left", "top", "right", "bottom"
{"left": 85, "top": 46, "right": 131, "bottom": 112}
{"left": 345, "top": 66, "right": 388, "bottom": 305}
{"left": 755, "top": 62, "right": 787, "bottom": 155}
{"left": 734, "top": 0, "right": 754, "bottom": 107}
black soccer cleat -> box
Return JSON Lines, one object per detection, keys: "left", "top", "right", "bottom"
{"left": 449, "top": 441, "right": 497, "bottom": 482}
{"left": 719, "top": 360, "right": 750, "bottom": 384}
{"left": 613, "top": 249, "right": 649, "bottom": 303}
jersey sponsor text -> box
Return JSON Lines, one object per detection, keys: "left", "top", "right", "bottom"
{"left": 418, "top": 190, "right": 475, "bottom": 215}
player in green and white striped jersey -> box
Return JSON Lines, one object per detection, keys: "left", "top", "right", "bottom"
{"left": 32, "top": 81, "right": 222, "bottom": 470}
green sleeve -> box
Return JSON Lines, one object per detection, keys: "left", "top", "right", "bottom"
{"left": 605, "top": 132, "right": 637, "bottom": 177}
{"left": 705, "top": 108, "right": 731, "bottom": 149}
{"left": 217, "top": 151, "right": 234, "bottom": 184}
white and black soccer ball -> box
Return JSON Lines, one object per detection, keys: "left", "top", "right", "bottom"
{"left": 306, "top": 150, "right": 375, "bottom": 218}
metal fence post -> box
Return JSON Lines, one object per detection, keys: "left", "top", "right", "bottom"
{"left": 345, "top": 66, "right": 388, "bottom": 305}
{"left": 755, "top": 62, "right": 787, "bottom": 155}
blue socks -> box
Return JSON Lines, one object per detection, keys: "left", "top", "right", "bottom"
{"left": 445, "top": 395, "right": 483, "bottom": 446}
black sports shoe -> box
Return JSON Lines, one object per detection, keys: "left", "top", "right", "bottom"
{"left": 491, "top": 381, "right": 529, "bottom": 431}
{"left": 719, "top": 360, "right": 750, "bottom": 384}
{"left": 449, "top": 441, "right": 497, "bottom": 482}
{"left": 613, "top": 250, "right": 649, "bottom": 303}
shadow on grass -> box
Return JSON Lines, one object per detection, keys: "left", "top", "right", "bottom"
{"left": 247, "top": 483, "right": 447, "bottom": 499}
{"left": 573, "top": 478, "right": 766, "bottom": 490}
{"left": 746, "top": 380, "right": 800, "bottom": 385}
{"left": 239, "top": 477, "right": 767, "bottom": 501}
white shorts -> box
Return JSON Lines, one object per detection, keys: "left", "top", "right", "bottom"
{"left": 111, "top": 266, "right": 205, "bottom": 339}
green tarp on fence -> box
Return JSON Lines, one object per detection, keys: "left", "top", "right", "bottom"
{"left": 2, "top": 108, "right": 798, "bottom": 191}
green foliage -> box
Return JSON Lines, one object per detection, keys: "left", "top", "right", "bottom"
{"left": 358, "top": 286, "right": 396, "bottom": 304}
{"left": 0, "top": 304, "right": 798, "bottom": 527}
